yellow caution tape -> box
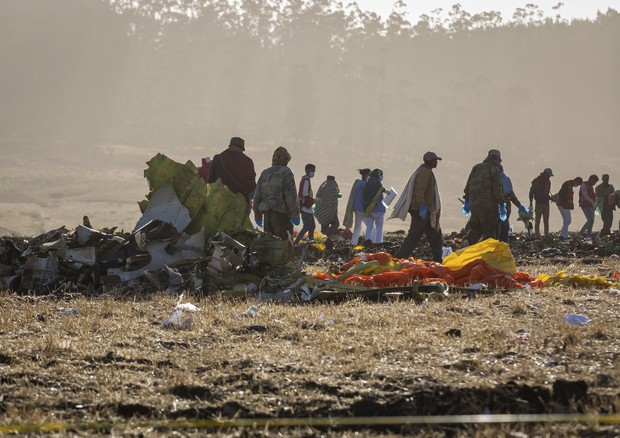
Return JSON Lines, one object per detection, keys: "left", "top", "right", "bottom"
{"left": 1, "top": 413, "right": 619, "bottom": 433}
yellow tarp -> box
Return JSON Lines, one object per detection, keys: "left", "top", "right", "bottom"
{"left": 442, "top": 238, "right": 517, "bottom": 274}
{"left": 139, "top": 153, "right": 252, "bottom": 238}
{"left": 537, "top": 271, "right": 616, "bottom": 288}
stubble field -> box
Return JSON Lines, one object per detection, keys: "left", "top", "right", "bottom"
{"left": 1, "top": 144, "right": 619, "bottom": 435}
{"left": 1, "top": 258, "right": 619, "bottom": 436}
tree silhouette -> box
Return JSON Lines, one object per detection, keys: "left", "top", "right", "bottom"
{"left": 0, "top": 0, "right": 617, "bottom": 163}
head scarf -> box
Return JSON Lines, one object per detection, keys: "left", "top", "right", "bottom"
{"left": 272, "top": 146, "right": 291, "bottom": 166}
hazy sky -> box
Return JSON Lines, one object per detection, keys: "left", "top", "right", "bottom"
{"left": 1, "top": 0, "right": 618, "bottom": 236}
{"left": 355, "top": 0, "right": 620, "bottom": 20}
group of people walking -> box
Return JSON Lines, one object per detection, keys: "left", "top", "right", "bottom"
{"left": 200, "top": 137, "right": 620, "bottom": 260}
{"left": 289, "top": 165, "right": 389, "bottom": 246}
{"left": 531, "top": 172, "right": 618, "bottom": 239}
{"left": 456, "top": 149, "right": 619, "bottom": 244}
{"left": 199, "top": 137, "right": 393, "bottom": 245}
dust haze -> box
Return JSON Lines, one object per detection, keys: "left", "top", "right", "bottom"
{"left": 1, "top": 0, "right": 619, "bottom": 236}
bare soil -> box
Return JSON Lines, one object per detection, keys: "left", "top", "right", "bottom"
{"left": 1, "top": 257, "right": 619, "bottom": 436}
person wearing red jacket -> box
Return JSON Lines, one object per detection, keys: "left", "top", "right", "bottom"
{"left": 556, "top": 177, "right": 583, "bottom": 239}
{"left": 198, "top": 156, "right": 212, "bottom": 183}
{"left": 293, "top": 163, "right": 316, "bottom": 244}
{"left": 207, "top": 137, "right": 257, "bottom": 206}
{"left": 579, "top": 174, "right": 599, "bottom": 237}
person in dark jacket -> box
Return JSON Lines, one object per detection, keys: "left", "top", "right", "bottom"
{"left": 528, "top": 168, "right": 553, "bottom": 237}
{"left": 595, "top": 174, "right": 615, "bottom": 236}
{"left": 579, "top": 174, "right": 599, "bottom": 237}
{"left": 609, "top": 189, "right": 620, "bottom": 233}
{"left": 556, "top": 177, "right": 583, "bottom": 239}
{"left": 207, "top": 137, "right": 257, "bottom": 205}
{"left": 462, "top": 149, "right": 505, "bottom": 244}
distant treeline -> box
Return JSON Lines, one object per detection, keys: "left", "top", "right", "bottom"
{"left": 1, "top": 0, "right": 619, "bottom": 165}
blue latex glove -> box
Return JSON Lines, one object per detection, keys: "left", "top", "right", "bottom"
{"left": 290, "top": 217, "right": 300, "bottom": 226}
{"left": 419, "top": 204, "right": 427, "bottom": 220}
{"left": 499, "top": 203, "right": 507, "bottom": 221}
{"left": 461, "top": 199, "right": 470, "bottom": 215}
{"left": 255, "top": 219, "right": 263, "bottom": 228}
{"left": 518, "top": 205, "right": 527, "bottom": 214}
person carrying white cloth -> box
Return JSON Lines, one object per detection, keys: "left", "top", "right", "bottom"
{"left": 390, "top": 151, "right": 443, "bottom": 262}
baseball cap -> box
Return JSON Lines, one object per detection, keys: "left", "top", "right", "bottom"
{"left": 423, "top": 151, "right": 442, "bottom": 162}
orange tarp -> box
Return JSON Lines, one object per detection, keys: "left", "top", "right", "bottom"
{"left": 312, "top": 252, "right": 543, "bottom": 289}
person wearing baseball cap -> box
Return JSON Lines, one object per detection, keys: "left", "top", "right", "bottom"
{"left": 529, "top": 168, "right": 554, "bottom": 237}
{"left": 390, "top": 151, "right": 443, "bottom": 262}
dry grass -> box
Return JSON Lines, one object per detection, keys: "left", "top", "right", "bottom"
{"left": 1, "top": 259, "right": 619, "bottom": 436}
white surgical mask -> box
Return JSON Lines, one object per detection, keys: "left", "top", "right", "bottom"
{"left": 379, "top": 176, "right": 383, "bottom": 181}
{"left": 308, "top": 172, "right": 315, "bottom": 178}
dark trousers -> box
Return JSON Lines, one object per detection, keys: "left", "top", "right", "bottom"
{"left": 498, "top": 204, "right": 512, "bottom": 243}
{"left": 294, "top": 211, "right": 316, "bottom": 244}
{"left": 466, "top": 203, "right": 499, "bottom": 244}
{"left": 394, "top": 211, "right": 443, "bottom": 262}
{"left": 601, "top": 206, "right": 613, "bottom": 235}
{"left": 264, "top": 210, "right": 293, "bottom": 241}
{"left": 534, "top": 202, "right": 550, "bottom": 236}
{"left": 320, "top": 218, "right": 340, "bottom": 236}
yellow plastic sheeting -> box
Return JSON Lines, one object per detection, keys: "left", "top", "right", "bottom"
{"left": 312, "top": 242, "right": 326, "bottom": 251}
{"left": 202, "top": 179, "right": 252, "bottom": 237}
{"left": 537, "top": 271, "right": 617, "bottom": 288}
{"left": 442, "top": 238, "right": 517, "bottom": 275}
{"left": 143, "top": 153, "right": 198, "bottom": 193}
{"left": 141, "top": 154, "right": 207, "bottom": 229}
{"left": 140, "top": 153, "right": 252, "bottom": 238}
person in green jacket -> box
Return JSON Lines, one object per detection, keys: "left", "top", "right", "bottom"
{"left": 253, "top": 147, "right": 300, "bottom": 240}
{"left": 362, "top": 169, "right": 387, "bottom": 244}
{"left": 462, "top": 149, "right": 505, "bottom": 244}
{"left": 595, "top": 174, "right": 615, "bottom": 236}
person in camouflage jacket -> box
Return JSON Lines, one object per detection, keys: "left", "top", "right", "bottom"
{"left": 253, "top": 146, "right": 300, "bottom": 240}
{"left": 463, "top": 149, "right": 505, "bottom": 244}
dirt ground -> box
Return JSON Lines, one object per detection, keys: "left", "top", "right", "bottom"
{"left": 1, "top": 254, "right": 619, "bottom": 436}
